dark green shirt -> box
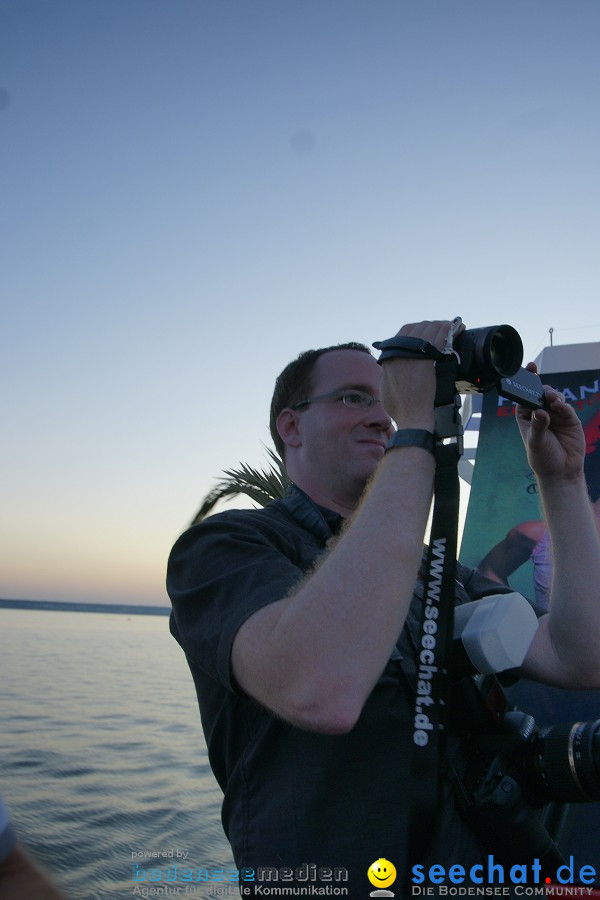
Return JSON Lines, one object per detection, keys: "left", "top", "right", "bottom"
{"left": 168, "top": 485, "right": 518, "bottom": 896}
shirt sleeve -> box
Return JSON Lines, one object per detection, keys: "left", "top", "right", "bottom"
{"left": 457, "top": 560, "right": 531, "bottom": 603}
{"left": 167, "top": 510, "right": 310, "bottom": 693}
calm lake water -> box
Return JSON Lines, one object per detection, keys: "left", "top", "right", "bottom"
{"left": 4, "top": 608, "right": 600, "bottom": 899}
{"left": 0, "top": 608, "right": 236, "bottom": 899}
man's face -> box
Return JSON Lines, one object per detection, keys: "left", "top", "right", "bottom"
{"left": 291, "top": 349, "right": 394, "bottom": 509}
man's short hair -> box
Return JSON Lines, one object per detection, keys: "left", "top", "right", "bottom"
{"left": 269, "top": 342, "right": 373, "bottom": 460}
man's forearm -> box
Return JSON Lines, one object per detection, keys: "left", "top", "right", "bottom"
{"left": 232, "top": 445, "right": 435, "bottom": 733}
{"left": 526, "top": 475, "right": 600, "bottom": 687}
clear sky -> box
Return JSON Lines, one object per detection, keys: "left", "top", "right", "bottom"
{"left": 2, "top": 0, "right": 599, "bottom": 606}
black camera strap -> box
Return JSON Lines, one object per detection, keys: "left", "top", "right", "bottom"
{"left": 408, "top": 356, "right": 463, "bottom": 865}
{"left": 375, "top": 331, "right": 464, "bottom": 871}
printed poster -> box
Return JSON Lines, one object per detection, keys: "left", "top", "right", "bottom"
{"left": 460, "top": 368, "right": 600, "bottom": 607}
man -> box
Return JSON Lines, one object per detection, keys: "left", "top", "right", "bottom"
{"left": 168, "top": 321, "right": 600, "bottom": 896}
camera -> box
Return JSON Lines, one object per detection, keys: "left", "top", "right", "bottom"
{"left": 448, "top": 599, "right": 599, "bottom": 872}
{"left": 452, "top": 673, "right": 600, "bottom": 872}
{"left": 453, "top": 324, "right": 545, "bottom": 409}
{"left": 455, "top": 675, "right": 600, "bottom": 806}
{"left": 374, "top": 323, "right": 546, "bottom": 409}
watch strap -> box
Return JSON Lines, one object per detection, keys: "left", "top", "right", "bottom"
{"left": 385, "top": 429, "right": 436, "bottom": 456}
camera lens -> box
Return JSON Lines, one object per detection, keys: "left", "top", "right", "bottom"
{"left": 454, "top": 325, "right": 523, "bottom": 393}
{"left": 488, "top": 328, "right": 523, "bottom": 377}
{"left": 524, "top": 719, "right": 600, "bottom": 804}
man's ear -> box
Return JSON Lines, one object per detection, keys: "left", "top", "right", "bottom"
{"left": 276, "top": 408, "right": 303, "bottom": 450}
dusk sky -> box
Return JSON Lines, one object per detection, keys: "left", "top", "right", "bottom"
{"left": 2, "top": 0, "right": 600, "bottom": 606}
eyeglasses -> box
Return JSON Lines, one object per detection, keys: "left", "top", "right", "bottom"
{"left": 292, "top": 388, "right": 381, "bottom": 411}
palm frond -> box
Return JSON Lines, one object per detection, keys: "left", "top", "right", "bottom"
{"left": 191, "top": 447, "right": 291, "bottom": 524}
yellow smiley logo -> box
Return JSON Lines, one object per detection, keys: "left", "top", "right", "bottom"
{"left": 367, "top": 857, "right": 397, "bottom": 889}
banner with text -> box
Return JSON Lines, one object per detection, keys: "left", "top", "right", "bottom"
{"left": 460, "top": 367, "right": 600, "bottom": 606}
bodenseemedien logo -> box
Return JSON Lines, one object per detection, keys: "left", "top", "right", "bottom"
{"left": 131, "top": 859, "right": 350, "bottom": 896}
{"left": 368, "top": 858, "right": 397, "bottom": 897}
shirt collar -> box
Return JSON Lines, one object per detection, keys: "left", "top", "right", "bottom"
{"left": 281, "top": 484, "right": 344, "bottom": 542}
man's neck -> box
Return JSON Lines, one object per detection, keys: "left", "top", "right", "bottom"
{"left": 291, "top": 478, "right": 359, "bottom": 519}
